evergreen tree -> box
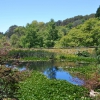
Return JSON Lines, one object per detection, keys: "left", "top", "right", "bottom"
{"left": 95, "top": 5, "right": 100, "bottom": 18}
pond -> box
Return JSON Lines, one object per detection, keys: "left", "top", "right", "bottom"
{"left": 5, "top": 60, "right": 90, "bottom": 85}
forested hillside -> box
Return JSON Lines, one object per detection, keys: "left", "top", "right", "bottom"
{"left": 1, "top": 12, "right": 100, "bottom": 48}
{"left": 55, "top": 14, "right": 95, "bottom": 26}
{"left": 58, "top": 18, "right": 100, "bottom": 47}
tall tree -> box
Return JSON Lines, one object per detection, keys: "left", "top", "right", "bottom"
{"left": 9, "top": 26, "right": 25, "bottom": 48}
{"left": 20, "top": 21, "right": 39, "bottom": 48}
{"left": 5, "top": 25, "right": 18, "bottom": 38}
{"left": 45, "top": 19, "right": 58, "bottom": 47}
{"left": 95, "top": 6, "right": 100, "bottom": 18}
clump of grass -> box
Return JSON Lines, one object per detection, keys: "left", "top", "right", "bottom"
{"left": 21, "top": 57, "right": 49, "bottom": 61}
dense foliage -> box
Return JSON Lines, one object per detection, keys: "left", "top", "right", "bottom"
{"left": 1, "top": 6, "right": 100, "bottom": 100}
{"left": 59, "top": 18, "right": 100, "bottom": 47}
{"left": 17, "top": 71, "right": 91, "bottom": 100}
{"left": 66, "top": 64, "right": 100, "bottom": 92}
{"left": 95, "top": 6, "right": 100, "bottom": 18}
{"left": 0, "top": 66, "right": 19, "bottom": 99}
{"left": 0, "top": 13, "right": 96, "bottom": 48}
{"left": 0, "top": 65, "right": 31, "bottom": 99}
{"left": 76, "top": 51, "right": 90, "bottom": 57}
{"left": 2, "top": 17, "right": 100, "bottom": 48}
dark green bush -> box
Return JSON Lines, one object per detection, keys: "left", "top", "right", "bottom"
{"left": 97, "top": 55, "right": 100, "bottom": 63}
{"left": 59, "top": 55, "right": 66, "bottom": 59}
{"left": 76, "top": 51, "right": 90, "bottom": 57}
{"left": 95, "top": 47, "right": 100, "bottom": 55}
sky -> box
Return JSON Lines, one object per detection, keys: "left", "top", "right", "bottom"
{"left": 0, "top": 0, "right": 100, "bottom": 33}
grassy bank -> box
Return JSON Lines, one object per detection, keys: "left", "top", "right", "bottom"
{"left": 8, "top": 49, "right": 55, "bottom": 61}
{"left": 56, "top": 54, "right": 96, "bottom": 63}
{"left": 7, "top": 48, "right": 96, "bottom": 63}
{"left": 43, "top": 47, "right": 95, "bottom": 54}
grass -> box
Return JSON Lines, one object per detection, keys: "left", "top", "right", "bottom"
{"left": 43, "top": 47, "right": 95, "bottom": 55}
{"left": 56, "top": 54, "right": 96, "bottom": 62}
{"left": 66, "top": 64, "right": 98, "bottom": 80}
{"left": 20, "top": 57, "right": 50, "bottom": 61}
{"left": 8, "top": 49, "right": 55, "bottom": 61}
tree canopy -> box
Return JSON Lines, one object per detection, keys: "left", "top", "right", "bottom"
{"left": 58, "top": 18, "right": 100, "bottom": 47}
{"left": 0, "top": 9, "right": 99, "bottom": 48}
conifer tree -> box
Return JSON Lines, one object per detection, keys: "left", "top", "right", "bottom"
{"left": 95, "top": 5, "right": 100, "bottom": 18}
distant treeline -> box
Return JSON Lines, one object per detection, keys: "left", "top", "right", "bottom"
{"left": 0, "top": 11, "right": 100, "bottom": 48}
{"left": 55, "top": 14, "right": 95, "bottom": 26}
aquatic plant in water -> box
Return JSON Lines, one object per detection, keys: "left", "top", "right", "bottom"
{"left": 17, "top": 71, "right": 91, "bottom": 100}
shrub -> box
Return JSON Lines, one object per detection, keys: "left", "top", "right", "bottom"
{"left": 76, "top": 51, "right": 90, "bottom": 57}
{"left": 0, "top": 66, "right": 19, "bottom": 99}
{"left": 97, "top": 55, "right": 100, "bottom": 62}
{"left": 0, "top": 66, "right": 31, "bottom": 99}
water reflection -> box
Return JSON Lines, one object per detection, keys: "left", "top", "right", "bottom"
{"left": 6, "top": 61, "right": 53, "bottom": 72}
{"left": 44, "top": 66, "right": 59, "bottom": 79}
{"left": 6, "top": 61, "right": 85, "bottom": 85}
{"left": 44, "top": 66, "right": 84, "bottom": 85}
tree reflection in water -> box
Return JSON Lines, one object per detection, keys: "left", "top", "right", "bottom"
{"left": 6, "top": 61, "right": 84, "bottom": 85}
{"left": 45, "top": 66, "right": 59, "bottom": 79}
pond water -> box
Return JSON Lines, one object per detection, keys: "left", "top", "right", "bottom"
{"left": 5, "top": 60, "right": 88, "bottom": 85}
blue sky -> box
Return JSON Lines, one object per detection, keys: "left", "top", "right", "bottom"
{"left": 0, "top": 0, "right": 99, "bottom": 33}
